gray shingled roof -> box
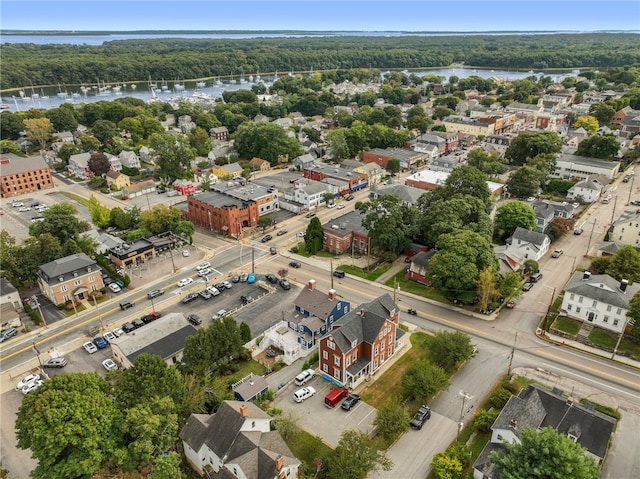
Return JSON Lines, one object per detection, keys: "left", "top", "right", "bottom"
{"left": 372, "top": 184, "right": 426, "bottom": 205}
{"left": 509, "top": 227, "right": 548, "bottom": 248}
{"left": 294, "top": 284, "right": 348, "bottom": 320}
{"left": 563, "top": 271, "right": 639, "bottom": 310}
{"left": 39, "top": 253, "right": 97, "bottom": 283}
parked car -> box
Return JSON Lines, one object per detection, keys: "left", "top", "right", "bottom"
{"left": 221, "top": 280, "right": 233, "bottom": 289}
{"left": 187, "top": 314, "right": 202, "bottom": 325}
{"left": 198, "top": 268, "right": 213, "bottom": 277}
{"left": 305, "top": 212, "right": 316, "bottom": 218}
{"left": 530, "top": 272, "right": 543, "bottom": 283}
{"left": 410, "top": 405, "right": 431, "bottom": 430}
{"left": 199, "top": 289, "right": 213, "bottom": 300}
{"left": 297, "top": 231, "right": 305, "bottom": 237}
{"left": 337, "top": 204, "right": 346, "bottom": 209}
{"left": 346, "top": 195, "right": 355, "bottom": 201}
{"left": 289, "top": 261, "right": 301, "bottom": 268}
{"left": 16, "top": 373, "right": 42, "bottom": 390}
{"left": 212, "top": 309, "right": 229, "bottom": 320}
{"left": 92, "top": 336, "right": 109, "bottom": 349}
{"left": 18, "top": 206, "right": 31, "bottom": 212}
{"left": 43, "top": 357, "right": 68, "bottom": 368}
{"left": 102, "top": 331, "right": 116, "bottom": 343}
{"left": 551, "top": 249, "right": 564, "bottom": 258}
{"left": 332, "top": 270, "right": 346, "bottom": 278}
{"left": 341, "top": 394, "right": 361, "bottom": 411}
{"left": 505, "top": 300, "right": 516, "bottom": 309}
{"left": 207, "top": 286, "right": 221, "bottom": 296}
{"left": 147, "top": 289, "right": 165, "bottom": 299}
{"left": 177, "top": 278, "right": 194, "bottom": 287}
{"left": 0, "top": 327, "right": 18, "bottom": 342}
{"left": 108, "top": 283, "right": 122, "bottom": 293}
{"left": 83, "top": 341, "right": 98, "bottom": 354}
{"left": 122, "top": 322, "right": 136, "bottom": 333}
{"left": 293, "top": 386, "right": 316, "bottom": 403}
{"left": 231, "top": 275, "right": 240, "bottom": 283}
{"left": 276, "top": 229, "right": 288, "bottom": 236}
{"left": 279, "top": 279, "right": 291, "bottom": 290}
{"left": 102, "top": 359, "right": 118, "bottom": 371}
{"left": 11, "top": 201, "right": 24, "bottom": 207}
{"left": 265, "top": 274, "right": 278, "bottom": 284}
{"left": 573, "top": 228, "right": 584, "bottom": 235}
{"left": 247, "top": 273, "right": 256, "bottom": 283}
{"left": 181, "top": 292, "right": 200, "bottom": 304}
{"left": 182, "top": 249, "right": 190, "bottom": 257}
{"left": 132, "top": 318, "right": 145, "bottom": 329}
{"left": 21, "top": 380, "right": 44, "bottom": 395}
{"left": 261, "top": 234, "right": 273, "bottom": 243}
{"left": 241, "top": 295, "right": 254, "bottom": 305}
{"left": 294, "top": 368, "right": 315, "bottom": 386}
{"left": 239, "top": 273, "right": 249, "bottom": 282}
{"left": 522, "top": 282, "right": 534, "bottom": 292}
{"left": 112, "top": 328, "right": 125, "bottom": 337}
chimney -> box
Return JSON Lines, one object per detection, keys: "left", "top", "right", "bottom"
{"left": 360, "top": 308, "right": 365, "bottom": 317}
{"left": 566, "top": 396, "right": 574, "bottom": 407}
{"left": 328, "top": 289, "right": 337, "bottom": 300}
{"left": 308, "top": 279, "right": 316, "bottom": 290}
{"left": 509, "top": 419, "right": 518, "bottom": 429}
{"left": 275, "top": 455, "right": 284, "bottom": 471}
{"left": 582, "top": 271, "right": 591, "bottom": 281}
{"left": 620, "top": 279, "right": 628, "bottom": 293}
{"left": 239, "top": 404, "right": 248, "bottom": 417}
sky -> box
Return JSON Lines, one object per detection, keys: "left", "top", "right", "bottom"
{"left": 1, "top": 1, "right": 639, "bottom": 32}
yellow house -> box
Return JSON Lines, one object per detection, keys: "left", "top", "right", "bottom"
{"left": 250, "top": 157, "right": 270, "bottom": 173}
{"left": 210, "top": 162, "right": 243, "bottom": 180}
{"left": 106, "top": 169, "right": 130, "bottom": 190}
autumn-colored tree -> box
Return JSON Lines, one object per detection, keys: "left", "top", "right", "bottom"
{"left": 23, "top": 117, "right": 53, "bottom": 151}
{"left": 87, "top": 152, "right": 112, "bottom": 176}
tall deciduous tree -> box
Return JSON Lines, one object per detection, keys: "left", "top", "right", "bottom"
{"left": 627, "top": 291, "right": 640, "bottom": 342}
{"left": 23, "top": 117, "right": 53, "bottom": 151}
{"left": 182, "top": 317, "right": 245, "bottom": 373}
{"left": 88, "top": 152, "right": 112, "bottom": 176}
{"left": 374, "top": 401, "right": 411, "bottom": 443}
{"left": 573, "top": 115, "right": 599, "bottom": 135}
{"left": 234, "top": 122, "right": 302, "bottom": 165}
{"left": 494, "top": 201, "right": 537, "bottom": 238}
{"left": 606, "top": 245, "right": 640, "bottom": 283}
{"left": 505, "top": 166, "right": 545, "bottom": 198}
{"left": 386, "top": 157, "right": 401, "bottom": 176}
{"left": 402, "top": 359, "right": 449, "bottom": 401}
{"left": 324, "top": 430, "right": 392, "bottom": 479}
{"left": 304, "top": 216, "right": 324, "bottom": 254}
{"left": 427, "top": 330, "right": 475, "bottom": 369}
{"left": 490, "top": 427, "right": 599, "bottom": 479}
{"left": 356, "top": 194, "right": 417, "bottom": 255}
{"left": 88, "top": 195, "right": 111, "bottom": 228}
{"left": 576, "top": 134, "right": 621, "bottom": 159}
{"left": 150, "top": 132, "right": 196, "bottom": 184}
{"left": 16, "top": 373, "right": 124, "bottom": 479}
{"left": 466, "top": 148, "right": 507, "bottom": 177}
{"left": 326, "top": 128, "right": 350, "bottom": 160}
{"left": 476, "top": 267, "right": 502, "bottom": 312}
{"left": 443, "top": 166, "right": 492, "bottom": 206}
{"left": 29, "top": 202, "right": 91, "bottom": 246}
{"left": 505, "top": 131, "right": 562, "bottom": 166}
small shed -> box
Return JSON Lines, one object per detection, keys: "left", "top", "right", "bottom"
{"left": 232, "top": 373, "right": 269, "bottom": 402}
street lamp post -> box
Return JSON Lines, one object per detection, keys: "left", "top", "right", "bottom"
{"left": 457, "top": 390, "right": 473, "bottom": 440}
{"left": 32, "top": 342, "right": 43, "bottom": 369}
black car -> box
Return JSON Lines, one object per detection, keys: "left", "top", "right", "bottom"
{"left": 241, "top": 295, "right": 254, "bottom": 305}
{"left": 265, "top": 273, "right": 278, "bottom": 284}
{"left": 119, "top": 301, "right": 134, "bottom": 311}
{"left": 132, "top": 318, "right": 145, "bottom": 329}
{"left": 346, "top": 195, "right": 355, "bottom": 201}
{"left": 410, "top": 405, "right": 431, "bottom": 430}
{"left": 181, "top": 292, "right": 200, "bottom": 304}
{"left": 341, "top": 394, "right": 361, "bottom": 411}
{"left": 279, "top": 279, "right": 291, "bottom": 290}
{"left": 522, "top": 282, "right": 534, "bottom": 292}
{"left": 187, "top": 314, "right": 202, "bottom": 325}
{"left": 122, "top": 322, "right": 136, "bottom": 333}
{"left": 140, "top": 314, "right": 155, "bottom": 324}
{"left": 305, "top": 211, "right": 316, "bottom": 218}
{"left": 261, "top": 234, "right": 273, "bottom": 243}
{"left": 289, "top": 261, "right": 301, "bottom": 268}
{"left": 333, "top": 270, "right": 346, "bottom": 278}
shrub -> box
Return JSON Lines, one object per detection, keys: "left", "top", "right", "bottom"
{"left": 474, "top": 409, "right": 499, "bottom": 433}
{"left": 488, "top": 388, "right": 512, "bottom": 409}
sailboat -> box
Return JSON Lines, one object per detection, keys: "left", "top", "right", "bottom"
{"left": 148, "top": 75, "right": 157, "bottom": 89}
{"left": 57, "top": 83, "right": 68, "bottom": 98}
{"left": 19, "top": 89, "right": 31, "bottom": 101}
{"left": 39, "top": 89, "right": 49, "bottom": 100}
{"left": 196, "top": 80, "right": 206, "bottom": 89}
{"left": 174, "top": 78, "right": 185, "bottom": 92}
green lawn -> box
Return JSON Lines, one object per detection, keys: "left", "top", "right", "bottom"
{"left": 384, "top": 271, "right": 448, "bottom": 302}
{"left": 60, "top": 192, "right": 91, "bottom": 207}
{"left": 552, "top": 317, "right": 581, "bottom": 335}
{"left": 279, "top": 424, "right": 332, "bottom": 476}
{"left": 589, "top": 329, "right": 640, "bottom": 361}
{"left": 337, "top": 263, "right": 392, "bottom": 282}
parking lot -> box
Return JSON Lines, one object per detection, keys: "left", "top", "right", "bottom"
{"left": 272, "top": 374, "right": 378, "bottom": 447}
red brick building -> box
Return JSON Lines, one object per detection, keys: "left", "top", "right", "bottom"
{"left": 187, "top": 192, "right": 258, "bottom": 237}
{"left": 0, "top": 154, "right": 54, "bottom": 198}
{"left": 322, "top": 211, "right": 369, "bottom": 255}
{"left": 318, "top": 294, "right": 402, "bottom": 389}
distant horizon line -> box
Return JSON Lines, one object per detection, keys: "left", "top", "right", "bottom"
{"left": 2, "top": 29, "right": 639, "bottom": 35}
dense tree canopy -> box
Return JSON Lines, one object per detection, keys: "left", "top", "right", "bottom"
{"left": 505, "top": 131, "right": 562, "bottom": 166}
{"left": 234, "top": 122, "right": 302, "bottom": 165}
{"left": 356, "top": 194, "right": 417, "bottom": 254}
{"left": 575, "top": 134, "right": 621, "bottom": 159}
{"left": 606, "top": 245, "right": 640, "bottom": 283}
{"left": 494, "top": 201, "right": 537, "bottom": 238}
{"left": 323, "top": 430, "right": 392, "bottom": 479}
{"left": 490, "top": 427, "right": 599, "bottom": 479}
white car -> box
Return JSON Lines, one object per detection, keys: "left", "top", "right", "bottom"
{"left": 198, "top": 268, "right": 213, "bottom": 277}
{"left": 212, "top": 309, "right": 229, "bottom": 320}
{"left": 108, "top": 283, "right": 121, "bottom": 293}
{"left": 182, "top": 249, "right": 190, "bottom": 257}
{"left": 18, "top": 206, "right": 31, "bottom": 212}
{"left": 297, "top": 231, "right": 305, "bottom": 237}
{"left": 112, "top": 328, "right": 125, "bottom": 337}
{"left": 83, "top": 341, "right": 98, "bottom": 354}
{"left": 22, "top": 380, "right": 44, "bottom": 395}
{"left": 196, "top": 262, "right": 211, "bottom": 271}
{"left": 327, "top": 203, "right": 336, "bottom": 208}
{"left": 102, "top": 331, "right": 116, "bottom": 343}
{"left": 11, "top": 201, "right": 24, "bottom": 207}
{"left": 221, "top": 280, "right": 232, "bottom": 289}
{"left": 293, "top": 386, "right": 316, "bottom": 403}
{"left": 294, "top": 368, "right": 315, "bottom": 386}
{"left": 102, "top": 359, "right": 118, "bottom": 371}
{"left": 16, "top": 373, "right": 41, "bottom": 390}
{"left": 337, "top": 204, "right": 346, "bottom": 209}
{"left": 177, "top": 278, "right": 194, "bottom": 287}
{"left": 207, "top": 286, "right": 221, "bottom": 296}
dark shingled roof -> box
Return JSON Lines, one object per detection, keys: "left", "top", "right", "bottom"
{"left": 127, "top": 324, "right": 198, "bottom": 363}
{"left": 563, "top": 271, "right": 640, "bottom": 310}
{"left": 294, "top": 283, "right": 349, "bottom": 320}
{"left": 39, "top": 253, "right": 97, "bottom": 282}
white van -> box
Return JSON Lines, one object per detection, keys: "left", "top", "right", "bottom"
{"left": 293, "top": 386, "right": 316, "bottom": 403}
{"left": 294, "top": 368, "right": 315, "bottom": 386}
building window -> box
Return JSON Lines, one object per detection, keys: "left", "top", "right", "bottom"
{"left": 603, "top": 316, "right": 609, "bottom": 323}
{"left": 60, "top": 285, "right": 68, "bottom": 292}
{"left": 322, "top": 350, "right": 328, "bottom": 360}
{"left": 578, "top": 296, "right": 583, "bottom": 303}
{"left": 388, "top": 335, "right": 393, "bottom": 345}
{"left": 323, "top": 364, "right": 328, "bottom": 373}
{"left": 567, "top": 304, "right": 572, "bottom": 311}
{"left": 334, "top": 356, "right": 340, "bottom": 366}
{"left": 576, "top": 307, "right": 581, "bottom": 313}
{"left": 328, "top": 341, "right": 335, "bottom": 350}
{"left": 617, "top": 308, "right": 622, "bottom": 315}
{"left": 334, "top": 369, "right": 340, "bottom": 380}
{"left": 592, "top": 300, "right": 597, "bottom": 307}
{"left": 607, "top": 304, "right": 612, "bottom": 312}
{"left": 613, "top": 319, "right": 619, "bottom": 326}
{"left": 352, "top": 352, "right": 357, "bottom": 361}
{"left": 89, "top": 275, "right": 95, "bottom": 283}
{"left": 74, "top": 280, "right": 81, "bottom": 286}
{"left": 374, "top": 346, "right": 378, "bottom": 355}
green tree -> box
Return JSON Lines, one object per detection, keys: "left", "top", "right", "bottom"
{"left": 29, "top": 202, "right": 91, "bottom": 246}
{"left": 187, "top": 127, "right": 213, "bottom": 156}
{"left": 150, "top": 132, "right": 196, "bottom": 184}
{"left": 326, "top": 128, "right": 350, "bottom": 160}
{"left": 401, "top": 359, "right": 449, "bottom": 401}
{"left": 324, "top": 430, "right": 392, "bottom": 479}
{"left": 374, "top": 401, "right": 411, "bottom": 443}
{"left": 258, "top": 216, "right": 273, "bottom": 232}
{"left": 443, "top": 166, "right": 491, "bottom": 206}
{"left": 87, "top": 152, "right": 112, "bottom": 176}
{"left": 88, "top": 195, "right": 111, "bottom": 228}
{"left": 345, "top": 120, "right": 370, "bottom": 155}
{"left": 139, "top": 205, "right": 192, "bottom": 236}
{"left": 148, "top": 453, "right": 186, "bottom": 479}
{"left": 428, "top": 330, "right": 475, "bottom": 369}
{"left": 431, "top": 451, "right": 464, "bottom": 479}
{"left": 91, "top": 119, "right": 118, "bottom": 147}
{"left": 0, "top": 139, "right": 23, "bottom": 155}
{"left": 386, "top": 157, "right": 401, "bottom": 176}
{"left": 432, "top": 106, "right": 454, "bottom": 120}
{"left": 494, "top": 201, "right": 537, "bottom": 238}
{"left": 474, "top": 409, "right": 500, "bottom": 433}
{"left": 110, "top": 207, "right": 134, "bottom": 230}
{"left": 573, "top": 115, "right": 599, "bottom": 135}
{"left": 505, "top": 166, "right": 545, "bottom": 198}
{"left": 57, "top": 142, "right": 80, "bottom": 164}
{"left": 490, "top": 427, "right": 599, "bottom": 479}
{"left": 304, "top": 216, "right": 324, "bottom": 254}
{"left": 576, "top": 134, "right": 621, "bottom": 159}
{"left": 417, "top": 195, "right": 493, "bottom": 247}
{"left": 499, "top": 272, "right": 522, "bottom": 300}
{"left": 77, "top": 132, "right": 101, "bottom": 152}
{"left": 323, "top": 192, "right": 335, "bottom": 207}
{"left": 239, "top": 322, "right": 252, "bottom": 343}
{"left": 606, "top": 245, "right": 640, "bottom": 283}
{"left": 356, "top": 194, "right": 417, "bottom": 255}
{"left": 182, "top": 317, "right": 245, "bottom": 373}
{"left": 16, "top": 373, "right": 124, "bottom": 479}
{"left": 234, "top": 122, "right": 302, "bottom": 166}
{"left": 476, "top": 267, "right": 502, "bottom": 312}
{"left": 23, "top": 117, "right": 53, "bottom": 151}
{"left": 505, "top": 131, "right": 562, "bottom": 166}
{"left": 523, "top": 259, "right": 539, "bottom": 275}
{"left": 588, "top": 101, "right": 616, "bottom": 125}
{"left": 429, "top": 230, "right": 498, "bottom": 302}
{"left": 627, "top": 291, "right": 640, "bottom": 342}
{"left": 466, "top": 148, "right": 507, "bottom": 177}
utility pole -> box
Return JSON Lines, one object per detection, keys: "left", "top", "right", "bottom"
{"left": 586, "top": 219, "right": 597, "bottom": 256}
{"left": 507, "top": 332, "right": 518, "bottom": 377}
{"left": 457, "top": 390, "right": 473, "bottom": 440}
{"left": 610, "top": 195, "right": 617, "bottom": 226}
{"left": 330, "top": 259, "right": 334, "bottom": 289}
